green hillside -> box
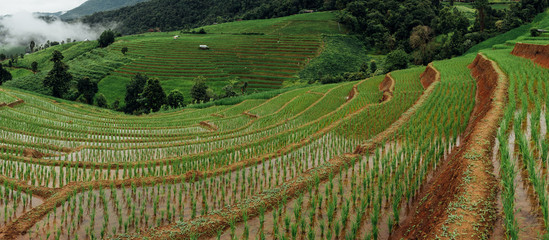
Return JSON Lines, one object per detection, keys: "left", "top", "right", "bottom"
{"left": 4, "top": 12, "right": 364, "bottom": 106}
{"left": 60, "top": 0, "right": 151, "bottom": 20}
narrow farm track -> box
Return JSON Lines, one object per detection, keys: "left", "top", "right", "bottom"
{"left": 117, "top": 68, "right": 438, "bottom": 239}
{"left": 394, "top": 53, "right": 508, "bottom": 239}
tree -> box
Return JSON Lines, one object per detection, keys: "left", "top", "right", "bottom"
{"left": 98, "top": 29, "right": 115, "bottom": 48}
{"left": 0, "top": 54, "right": 5, "bottom": 61}
{"left": 190, "top": 76, "right": 209, "bottom": 103}
{"left": 0, "top": 64, "right": 12, "bottom": 85}
{"left": 360, "top": 62, "right": 369, "bottom": 73}
{"left": 77, "top": 77, "right": 98, "bottom": 104}
{"left": 124, "top": 74, "right": 148, "bottom": 114}
{"left": 30, "top": 41, "right": 35, "bottom": 53}
{"left": 370, "top": 60, "right": 377, "bottom": 75}
{"left": 473, "top": 0, "right": 490, "bottom": 32}
{"left": 410, "top": 25, "right": 435, "bottom": 65}
{"left": 96, "top": 93, "right": 108, "bottom": 108}
{"left": 44, "top": 50, "right": 72, "bottom": 98}
{"left": 121, "top": 47, "right": 128, "bottom": 55}
{"left": 222, "top": 84, "right": 237, "bottom": 98}
{"left": 167, "top": 90, "right": 185, "bottom": 109}
{"left": 384, "top": 49, "right": 409, "bottom": 72}
{"left": 31, "top": 61, "right": 38, "bottom": 73}
{"left": 142, "top": 78, "right": 166, "bottom": 112}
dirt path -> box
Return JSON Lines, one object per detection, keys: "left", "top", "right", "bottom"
{"left": 392, "top": 53, "right": 508, "bottom": 239}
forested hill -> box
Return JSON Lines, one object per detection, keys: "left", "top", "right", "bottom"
{"left": 61, "top": 0, "right": 151, "bottom": 20}
{"left": 82, "top": 0, "right": 327, "bottom": 35}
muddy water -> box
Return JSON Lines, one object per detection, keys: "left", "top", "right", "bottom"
{"left": 490, "top": 137, "right": 506, "bottom": 239}
{"left": 21, "top": 134, "right": 349, "bottom": 240}
{"left": 212, "top": 138, "right": 457, "bottom": 240}
{"left": 508, "top": 120, "right": 546, "bottom": 239}
{"left": 0, "top": 185, "right": 43, "bottom": 226}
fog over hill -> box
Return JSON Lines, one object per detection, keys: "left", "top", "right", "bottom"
{"left": 0, "top": 12, "right": 112, "bottom": 51}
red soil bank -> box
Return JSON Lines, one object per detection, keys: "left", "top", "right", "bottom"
{"left": 347, "top": 85, "right": 358, "bottom": 102}
{"left": 7, "top": 99, "right": 24, "bottom": 107}
{"left": 420, "top": 63, "right": 439, "bottom": 89}
{"left": 242, "top": 111, "right": 259, "bottom": 118}
{"left": 395, "top": 54, "right": 505, "bottom": 239}
{"left": 199, "top": 121, "right": 219, "bottom": 131}
{"left": 511, "top": 42, "right": 549, "bottom": 68}
{"left": 380, "top": 73, "right": 395, "bottom": 102}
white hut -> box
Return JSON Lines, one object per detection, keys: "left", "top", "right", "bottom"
{"left": 199, "top": 45, "right": 209, "bottom": 50}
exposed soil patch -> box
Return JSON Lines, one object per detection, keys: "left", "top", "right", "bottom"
{"left": 393, "top": 54, "right": 507, "bottom": 239}
{"left": 420, "top": 63, "right": 439, "bottom": 89}
{"left": 380, "top": 73, "right": 395, "bottom": 102}
{"left": 347, "top": 84, "right": 358, "bottom": 102}
{"left": 22, "top": 148, "right": 45, "bottom": 159}
{"left": 199, "top": 121, "right": 219, "bottom": 131}
{"left": 243, "top": 111, "right": 259, "bottom": 118}
{"left": 511, "top": 43, "right": 549, "bottom": 68}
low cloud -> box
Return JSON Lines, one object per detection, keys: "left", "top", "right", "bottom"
{"left": 0, "top": 12, "right": 113, "bottom": 49}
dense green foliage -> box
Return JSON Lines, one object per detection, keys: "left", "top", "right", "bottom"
{"left": 385, "top": 49, "right": 410, "bottom": 72}
{"left": 98, "top": 30, "right": 116, "bottom": 48}
{"left": 299, "top": 35, "right": 369, "bottom": 81}
{"left": 124, "top": 74, "right": 148, "bottom": 114}
{"left": 83, "top": 0, "right": 325, "bottom": 35}
{"left": 191, "top": 76, "right": 209, "bottom": 104}
{"left": 61, "top": 0, "right": 150, "bottom": 20}
{"left": 0, "top": 64, "right": 12, "bottom": 85}
{"left": 43, "top": 51, "right": 73, "bottom": 98}
{"left": 142, "top": 78, "right": 167, "bottom": 112}
{"left": 77, "top": 77, "right": 99, "bottom": 104}
{"left": 167, "top": 89, "right": 185, "bottom": 108}
{"left": 95, "top": 93, "right": 108, "bottom": 107}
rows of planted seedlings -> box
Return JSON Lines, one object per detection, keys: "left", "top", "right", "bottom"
{"left": 484, "top": 49, "right": 549, "bottom": 238}
{"left": 107, "top": 34, "right": 319, "bottom": 90}
{"left": 0, "top": 80, "right": 376, "bottom": 188}
{"left": 6, "top": 89, "right": 243, "bottom": 127}
{"left": 0, "top": 82, "right": 358, "bottom": 169}
{"left": 0, "top": 77, "right": 383, "bottom": 193}
{"left": 0, "top": 90, "right": 18, "bottom": 104}
{"left": 0, "top": 182, "right": 43, "bottom": 225}
{"left": 11, "top": 97, "right": 261, "bottom": 131}
{"left": 15, "top": 77, "right": 379, "bottom": 238}
{"left": 213, "top": 56, "right": 476, "bottom": 240}
{"left": 23, "top": 131, "right": 360, "bottom": 239}
{"left": 0, "top": 86, "right": 331, "bottom": 149}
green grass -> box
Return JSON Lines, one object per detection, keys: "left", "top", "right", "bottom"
{"left": 7, "top": 68, "right": 33, "bottom": 79}
{"left": 299, "top": 34, "right": 369, "bottom": 81}
{"left": 196, "top": 12, "right": 343, "bottom": 35}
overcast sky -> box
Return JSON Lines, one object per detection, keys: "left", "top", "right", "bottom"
{"left": 0, "top": 0, "right": 88, "bottom": 15}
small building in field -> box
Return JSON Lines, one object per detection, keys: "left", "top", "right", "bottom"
{"left": 173, "top": 35, "right": 180, "bottom": 39}
{"left": 199, "top": 45, "right": 210, "bottom": 50}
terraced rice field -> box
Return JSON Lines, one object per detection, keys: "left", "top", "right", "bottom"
{"left": 0, "top": 64, "right": 425, "bottom": 239}
{"left": 0, "top": 46, "right": 531, "bottom": 239}
{"left": 95, "top": 12, "right": 341, "bottom": 103}
{"left": 110, "top": 34, "right": 320, "bottom": 90}
{"left": 4, "top": 12, "right": 549, "bottom": 239}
